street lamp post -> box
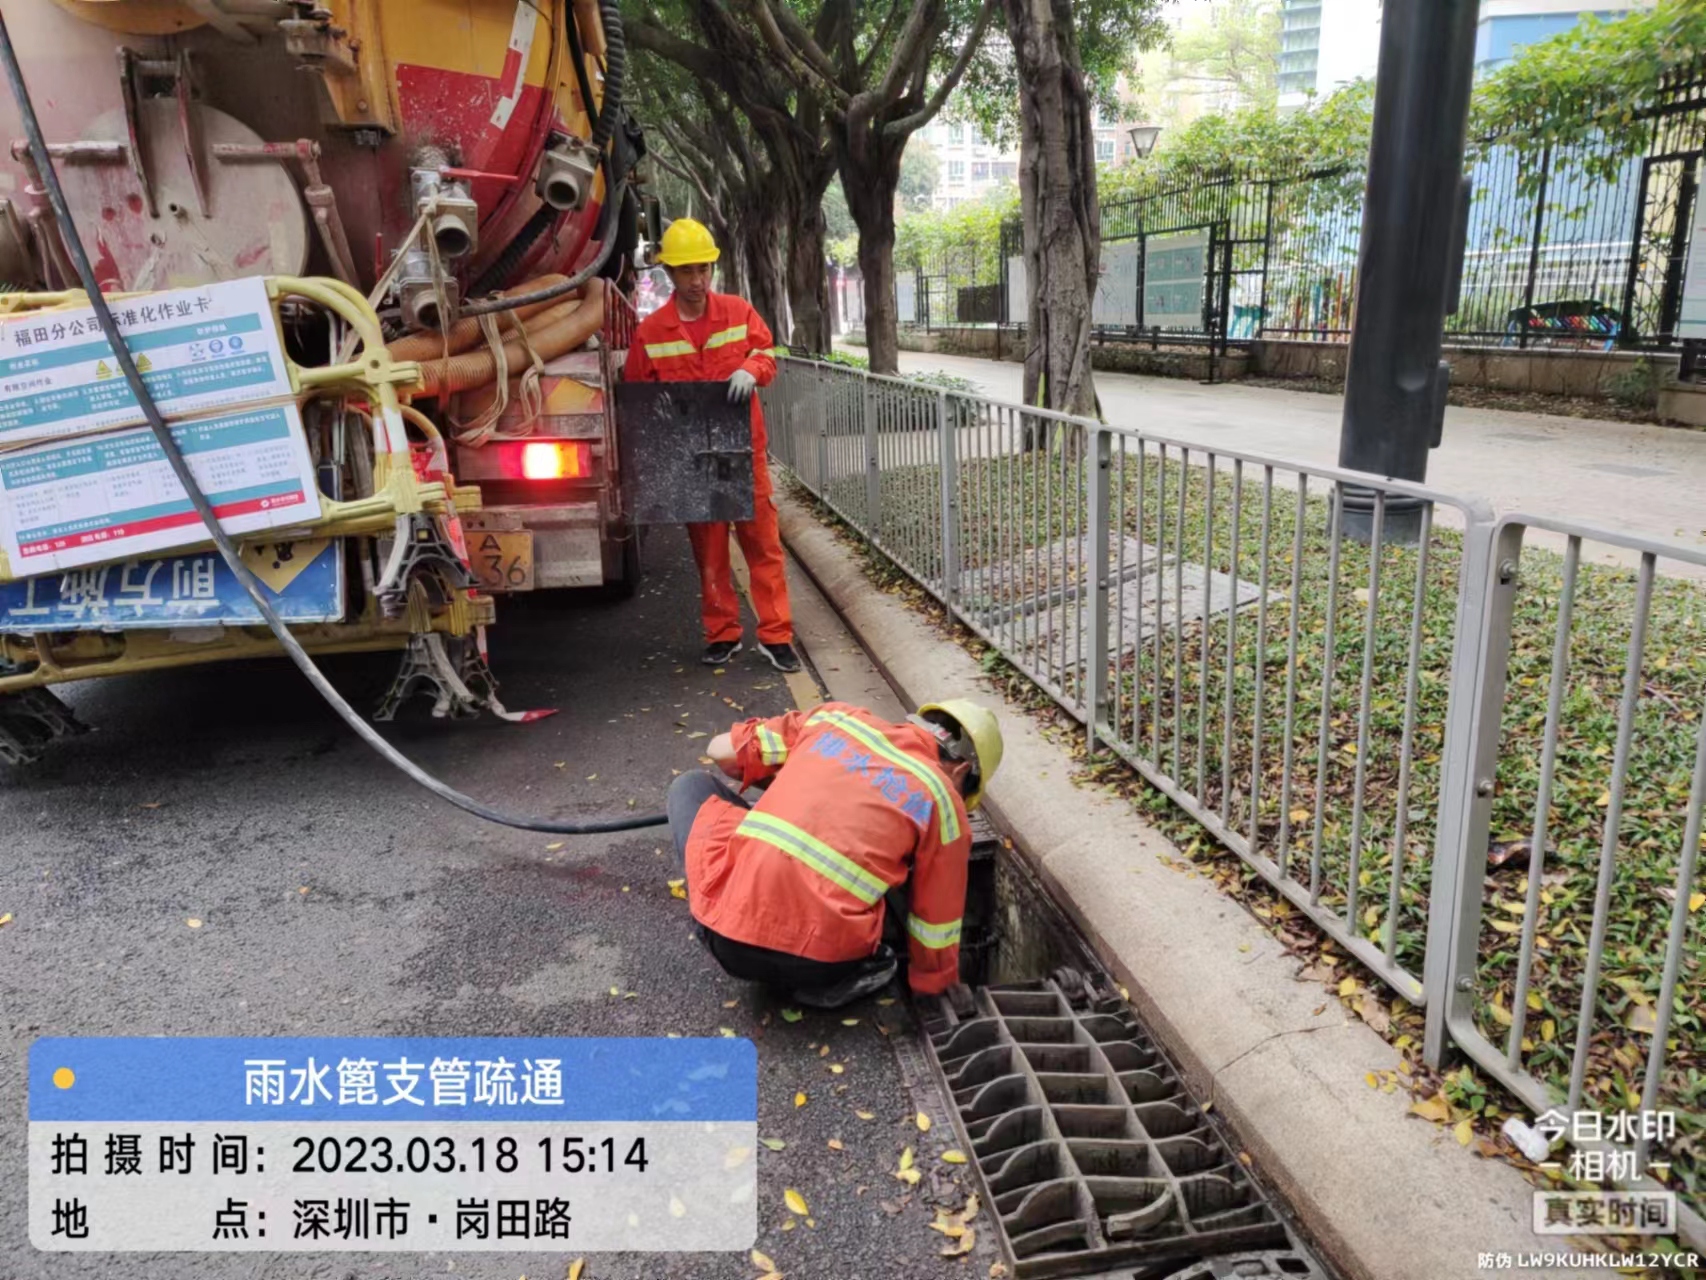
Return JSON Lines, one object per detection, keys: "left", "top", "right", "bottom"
{"left": 1127, "top": 124, "right": 1161, "bottom": 160}
{"left": 1336, "top": 0, "right": 1479, "bottom": 544}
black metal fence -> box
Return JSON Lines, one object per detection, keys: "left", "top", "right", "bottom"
{"left": 895, "top": 65, "right": 1705, "bottom": 354}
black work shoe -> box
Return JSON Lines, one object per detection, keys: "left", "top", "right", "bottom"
{"left": 759, "top": 641, "right": 803, "bottom": 674}
{"left": 703, "top": 640, "right": 743, "bottom": 666}
{"left": 793, "top": 953, "right": 899, "bottom": 1010}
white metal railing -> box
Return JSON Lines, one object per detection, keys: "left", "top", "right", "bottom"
{"left": 763, "top": 357, "right": 1706, "bottom": 1251}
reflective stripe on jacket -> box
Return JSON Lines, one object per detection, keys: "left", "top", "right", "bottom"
{"left": 684, "top": 701, "right": 972, "bottom": 995}
{"left": 622, "top": 293, "right": 779, "bottom": 481}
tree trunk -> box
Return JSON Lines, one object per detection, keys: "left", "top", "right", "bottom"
{"left": 739, "top": 193, "right": 790, "bottom": 340}
{"left": 1004, "top": 0, "right": 1099, "bottom": 430}
{"left": 839, "top": 143, "right": 904, "bottom": 373}
{"left": 786, "top": 178, "right": 834, "bottom": 353}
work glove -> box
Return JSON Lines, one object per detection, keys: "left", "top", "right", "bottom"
{"left": 726, "top": 368, "right": 757, "bottom": 403}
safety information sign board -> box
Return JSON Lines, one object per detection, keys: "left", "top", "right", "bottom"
{"left": 29, "top": 1036, "right": 758, "bottom": 1252}
{"left": 1142, "top": 230, "right": 1211, "bottom": 330}
{"left": 0, "top": 403, "right": 322, "bottom": 576}
{"left": 0, "top": 276, "right": 291, "bottom": 448}
{"left": 0, "top": 539, "right": 345, "bottom": 633}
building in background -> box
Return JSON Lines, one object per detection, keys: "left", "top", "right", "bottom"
{"left": 1277, "top": 0, "right": 1381, "bottom": 111}
{"left": 919, "top": 109, "right": 1119, "bottom": 210}
{"left": 1474, "top": 0, "right": 1647, "bottom": 73}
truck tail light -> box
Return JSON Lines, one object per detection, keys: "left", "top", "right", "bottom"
{"left": 519, "top": 441, "right": 589, "bottom": 480}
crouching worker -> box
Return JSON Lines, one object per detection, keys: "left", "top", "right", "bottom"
{"left": 666, "top": 699, "right": 1003, "bottom": 1008}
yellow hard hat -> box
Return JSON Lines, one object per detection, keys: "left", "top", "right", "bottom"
{"left": 657, "top": 217, "right": 720, "bottom": 267}
{"left": 917, "top": 699, "right": 1003, "bottom": 810}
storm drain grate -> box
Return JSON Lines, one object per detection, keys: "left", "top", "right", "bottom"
{"left": 918, "top": 975, "right": 1329, "bottom": 1280}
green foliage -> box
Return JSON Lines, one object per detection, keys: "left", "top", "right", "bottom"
{"left": 1164, "top": 0, "right": 1281, "bottom": 115}
{"left": 956, "top": 0, "right": 1169, "bottom": 149}
{"left": 1604, "top": 358, "right": 1661, "bottom": 412}
{"left": 1473, "top": 0, "right": 1706, "bottom": 152}
{"left": 899, "top": 141, "right": 942, "bottom": 212}
{"left": 823, "top": 179, "right": 855, "bottom": 241}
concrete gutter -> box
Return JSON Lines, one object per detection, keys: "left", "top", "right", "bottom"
{"left": 775, "top": 486, "right": 1574, "bottom": 1280}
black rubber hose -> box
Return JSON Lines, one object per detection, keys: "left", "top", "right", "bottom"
{"left": 588, "top": 0, "right": 625, "bottom": 156}
{"left": 460, "top": 165, "right": 625, "bottom": 316}
{"left": 467, "top": 202, "right": 556, "bottom": 297}
{"left": 0, "top": 14, "right": 668, "bottom": 835}
{"left": 563, "top": 0, "right": 599, "bottom": 148}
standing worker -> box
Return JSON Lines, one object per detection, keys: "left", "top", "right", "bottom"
{"left": 624, "top": 218, "right": 800, "bottom": 673}
{"left": 665, "top": 699, "right": 1004, "bottom": 1007}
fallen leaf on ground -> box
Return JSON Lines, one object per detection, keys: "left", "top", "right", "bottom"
{"left": 718, "top": 1028, "right": 736, "bottom": 1038}
{"left": 545, "top": 841, "right": 565, "bottom": 852}
{"left": 877, "top": 998, "right": 895, "bottom": 1006}
{"left": 895, "top": 1168, "right": 922, "bottom": 1185}
{"left": 186, "top": 918, "right": 202, "bottom": 929}
{"left": 818, "top": 1045, "right": 830, "bottom": 1058}
{"left": 724, "top": 1146, "right": 752, "bottom": 1169}
{"left": 1454, "top": 1118, "right": 1474, "bottom": 1146}
{"left": 829, "top": 1064, "right": 844, "bottom": 1075}
{"left": 990, "top": 1265, "right": 1009, "bottom": 1278}
{"left": 568, "top": 1260, "right": 585, "bottom": 1280}
{"left": 784, "top": 1189, "right": 809, "bottom": 1216}
{"left": 608, "top": 987, "right": 620, "bottom": 997}
{"left": 940, "top": 1227, "right": 976, "bottom": 1258}
{"left": 667, "top": 879, "right": 687, "bottom": 900}
{"left": 898, "top": 1147, "right": 914, "bottom": 1172}
{"left": 760, "top": 1138, "right": 786, "bottom": 1151}
{"left": 941, "top": 1150, "right": 968, "bottom": 1164}
{"left": 1692, "top": 891, "right": 1706, "bottom": 913}
{"left": 915, "top": 1112, "right": 932, "bottom": 1132}
{"left": 723, "top": 999, "right": 739, "bottom": 1009}
{"left": 751, "top": 1250, "right": 778, "bottom": 1274}
{"left": 781, "top": 1008, "right": 803, "bottom": 1023}
{"left": 827, "top": 1138, "right": 843, "bottom": 1151}
{"left": 669, "top": 1194, "right": 686, "bottom": 1217}
{"left": 855, "top": 1110, "right": 876, "bottom": 1121}
{"left": 0, "top": 913, "right": 12, "bottom": 928}
{"left": 841, "top": 1017, "right": 859, "bottom": 1026}
{"left": 1626, "top": 1003, "right": 1659, "bottom": 1034}
{"left": 1337, "top": 977, "right": 1359, "bottom": 997}
{"left": 140, "top": 802, "right": 161, "bottom": 810}
{"left": 794, "top": 1092, "right": 807, "bottom": 1108}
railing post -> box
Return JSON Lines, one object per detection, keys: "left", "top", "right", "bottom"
{"left": 937, "top": 389, "right": 960, "bottom": 608}
{"left": 1085, "top": 425, "right": 1112, "bottom": 756}
{"left": 863, "top": 374, "right": 880, "bottom": 539}
{"left": 1423, "top": 515, "right": 1520, "bottom": 1068}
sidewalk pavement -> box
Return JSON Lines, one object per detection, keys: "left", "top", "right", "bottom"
{"left": 872, "top": 347, "right": 1706, "bottom": 576}
{"left": 776, "top": 481, "right": 1592, "bottom": 1280}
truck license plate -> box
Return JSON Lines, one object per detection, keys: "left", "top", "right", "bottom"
{"left": 470, "top": 531, "right": 535, "bottom": 592}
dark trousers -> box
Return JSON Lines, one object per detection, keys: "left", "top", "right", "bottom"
{"left": 667, "top": 771, "right": 880, "bottom": 990}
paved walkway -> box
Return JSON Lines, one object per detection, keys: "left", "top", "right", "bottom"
{"left": 877, "top": 348, "right": 1706, "bottom": 574}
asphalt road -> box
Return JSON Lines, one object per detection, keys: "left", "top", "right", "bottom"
{"left": 0, "top": 532, "right": 980, "bottom": 1280}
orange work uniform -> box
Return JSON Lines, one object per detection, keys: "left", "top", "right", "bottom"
{"left": 685, "top": 701, "right": 971, "bottom": 995}
{"left": 623, "top": 293, "right": 792, "bottom": 646}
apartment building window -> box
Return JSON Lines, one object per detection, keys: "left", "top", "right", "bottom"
{"left": 972, "top": 161, "right": 990, "bottom": 181}
{"left": 949, "top": 123, "right": 966, "bottom": 145}
{"left": 947, "top": 159, "right": 966, "bottom": 184}
{"left": 1095, "top": 138, "right": 1115, "bottom": 163}
{"left": 992, "top": 162, "right": 1017, "bottom": 182}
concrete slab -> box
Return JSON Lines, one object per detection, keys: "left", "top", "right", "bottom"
{"left": 775, "top": 484, "right": 1586, "bottom": 1280}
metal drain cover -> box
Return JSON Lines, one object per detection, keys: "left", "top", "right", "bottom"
{"left": 918, "top": 975, "right": 1329, "bottom": 1280}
